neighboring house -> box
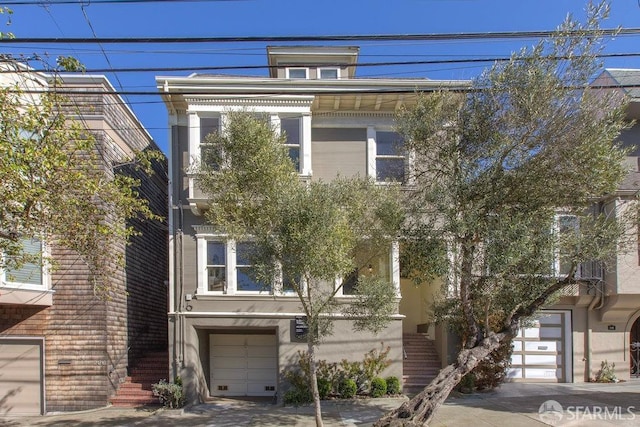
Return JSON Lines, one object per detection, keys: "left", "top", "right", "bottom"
{"left": 0, "top": 63, "right": 168, "bottom": 414}
{"left": 157, "top": 46, "right": 468, "bottom": 403}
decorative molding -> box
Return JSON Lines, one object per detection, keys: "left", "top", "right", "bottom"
{"left": 192, "top": 224, "right": 222, "bottom": 235}
{"left": 312, "top": 111, "right": 396, "bottom": 118}
{"left": 185, "top": 96, "right": 314, "bottom": 108}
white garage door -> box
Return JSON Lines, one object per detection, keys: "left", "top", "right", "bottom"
{"left": 209, "top": 334, "right": 277, "bottom": 397}
{"left": 507, "top": 311, "right": 572, "bottom": 382}
{"left": 0, "top": 339, "right": 44, "bottom": 415}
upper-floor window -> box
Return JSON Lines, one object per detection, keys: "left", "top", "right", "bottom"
{"left": 555, "top": 214, "right": 578, "bottom": 277}
{"left": 206, "top": 241, "right": 226, "bottom": 292}
{"left": 200, "top": 117, "right": 220, "bottom": 143}
{"left": 236, "top": 242, "right": 269, "bottom": 292}
{"left": 200, "top": 116, "right": 221, "bottom": 169}
{"left": 376, "top": 131, "right": 405, "bottom": 182}
{"left": 280, "top": 117, "right": 301, "bottom": 172}
{"left": 2, "top": 238, "right": 45, "bottom": 290}
{"left": 287, "top": 68, "right": 308, "bottom": 79}
{"left": 318, "top": 68, "right": 339, "bottom": 79}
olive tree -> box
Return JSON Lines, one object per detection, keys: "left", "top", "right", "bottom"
{"left": 376, "top": 2, "right": 634, "bottom": 425}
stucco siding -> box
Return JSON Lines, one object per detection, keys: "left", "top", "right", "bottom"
{"left": 312, "top": 128, "right": 367, "bottom": 181}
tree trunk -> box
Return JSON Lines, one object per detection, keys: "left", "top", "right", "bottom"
{"left": 307, "top": 340, "right": 324, "bottom": 427}
{"left": 374, "top": 331, "right": 510, "bottom": 427}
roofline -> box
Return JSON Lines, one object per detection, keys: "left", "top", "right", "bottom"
{"left": 156, "top": 75, "right": 471, "bottom": 94}
{"left": 55, "top": 73, "right": 157, "bottom": 147}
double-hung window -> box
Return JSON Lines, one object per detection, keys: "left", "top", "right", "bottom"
{"left": 236, "top": 242, "right": 269, "bottom": 293}
{"left": 280, "top": 117, "right": 302, "bottom": 172}
{"left": 200, "top": 116, "right": 221, "bottom": 169}
{"left": 199, "top": 235, "right": 272, "bottom": 295}
{"left": 206, "top": 241, "right": 226, "bottom": 292}
{"left": 376, "top": 131, "right": 406, "bottom": 182}
{"left": 555, "top": 214, "right": 578, "bottom": 277}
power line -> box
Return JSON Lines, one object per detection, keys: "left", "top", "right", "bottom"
{"left": 2, "top": 28, "right": 640, "bottom": 44}
{"left": 2, "top": 0, "right": 245, "bottom": 4}
{"left": 4, "top": 52, "right": 640, "bottom": 74}
{"left": 12, "top": 83, "right": 640, "bottom": 97}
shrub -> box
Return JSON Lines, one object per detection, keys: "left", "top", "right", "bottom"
{"left": 338, "top": 378, "right": 357, "bottom": 398}
{"left": 471, "top": 341, "right": 513, "bottom": 391}
{"left": 370, "top": 377, "right": 387, "bottom": 398}
{"left": 317, "top": 378, "right": 331, "bottom": 400}
{"left": 457, "top": 372, "right": 475, "bottom": 393}
{"left": 338, "top": 343, "right": 392, "bottom": 393}
{"left": 595, "top": 360, "right": 617, "bottom": 383}
{"left": 152, "top": 378, "right": 185, "bottom": 409}
{"left": 385, "top": 376, "right": 401, "bottom": 395}
{"left": 284, "top": 388, "right": 312, "bottom": 406}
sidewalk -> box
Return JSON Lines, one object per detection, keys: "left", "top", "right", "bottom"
{"left": 4, "top": 381, "right": 640, "bottom": 426}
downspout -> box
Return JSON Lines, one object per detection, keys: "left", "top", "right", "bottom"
{"left": 585, "top": 281, "right": 602, "bottom": 381}
{"left": 177, "top": 203, "right": 185, "bottom": 370}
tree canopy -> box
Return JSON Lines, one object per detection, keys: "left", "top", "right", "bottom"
{"left": 0, "top": 66, "right": 163, "bottom": 298}
{"left": 196, "top": 111, "right": 404, "bottom": 426}
{"left": 377, "top": 2, "right": 634, "bottom": 425}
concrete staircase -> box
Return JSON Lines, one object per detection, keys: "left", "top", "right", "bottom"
{"left": 110, "top": 351, "right": 169, "bottom": 407}
{"left": 402, "top": 333, "right": 441, "bottom": 394}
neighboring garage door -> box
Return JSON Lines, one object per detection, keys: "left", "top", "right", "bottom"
{"left": 507, "top": 310, "right": 572, "bottom": 382}
{"left": 209, "top": 333, "right": 277, "bottom": 397}
{"left": 0, "top": 338, "right": 44, "bottom": 415}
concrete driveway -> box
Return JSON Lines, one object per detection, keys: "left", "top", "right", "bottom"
{"left": 3, "top": 381, "right": 640, "bottom": 426}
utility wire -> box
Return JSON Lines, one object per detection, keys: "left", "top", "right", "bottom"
{"left": 3, "top": 52, "right": 640, "bottom": 74}
{"left": 2, "top": 0, "right": 246, "bottom": 4}
{"left": 11, "top": 83, "right": 640, "bottom": 97}
{"left": 2, "top": 28, "right": 639, "bottom": 44}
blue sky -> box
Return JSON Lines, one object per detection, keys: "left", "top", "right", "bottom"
{"left": 3, "top": 0, "right": 640, "bottom": 153}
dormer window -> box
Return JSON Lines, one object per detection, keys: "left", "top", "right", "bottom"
{"left": 287, "top": 68, "right": 308, "bottom": 79}
{"left": 318, "top": 68, "right": 339, "bottom": 80}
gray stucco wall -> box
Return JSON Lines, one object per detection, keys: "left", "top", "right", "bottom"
{"left": 177, "top": 316, "right": 403, "bottom": 404}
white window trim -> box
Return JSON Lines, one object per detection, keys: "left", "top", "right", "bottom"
{"left": 553, "top": 213, "right": 579, "bottom": 278}
{"left": 373, "top": 130, "right": 407, "bottom": 183}
{"left": 196, "top": 233, "right": 276, "bottom": 296}
{"left": 272, "top": 114, "right": 312, "bottom": 176}
{"left": 1, "top": 239, "right": 50, "bottom": 292}
{"left": 336, "top": 242, "right": 400, "bottom": 297}
{"left": 286, "top": 68, "right": 308, "bottom": 79}
{"left": 317, "top": 67, "right": 340, "bottom": 80}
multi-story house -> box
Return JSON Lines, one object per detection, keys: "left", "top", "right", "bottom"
{"left": 506, "top": 69, "right": 640, "bottom": 384}
{"left": 0, "top": 63, "right": 168, "bottom": 414}
{"left": 157, "top": 46, "right": 467, "bottom": 403}
{"left": 158, "top": 47, "right": 640, "bottom": 404}
{"left": 535, "top": 68, "right": 640, "bottom": 384}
